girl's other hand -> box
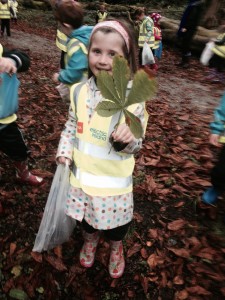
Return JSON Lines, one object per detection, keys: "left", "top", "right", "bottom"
{"left": 57, "top": 156, "right": 72, "bottom": 165}
{"left": 209, "top": 133, "right": 220, "bottom": 147}
{"left": 112, "top": 123, "right": 135, "bottom": 144}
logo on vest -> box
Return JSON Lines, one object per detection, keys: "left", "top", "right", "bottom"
{"left": 90, "top": 128, "right": 107, "bottom": 141}
{"left": 77, "top": 122, "right": 83, "bottom": 133}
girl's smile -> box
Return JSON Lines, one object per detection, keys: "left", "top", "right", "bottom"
{"left": 89, "top": 31, "right": 125, "bottom": 76}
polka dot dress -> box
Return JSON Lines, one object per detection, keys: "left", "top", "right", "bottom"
{"left": 65, "top": 185, "right": 133, "bottom": 230}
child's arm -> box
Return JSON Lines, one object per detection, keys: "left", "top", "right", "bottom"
{"left": 145, "top": 18, "right": 154, "bottom": 42}
{"left": 3, "top": 48, "right": 30, "bottom": 72}
{"left": 56, "top": 105, "right": 77, "bottom": 165}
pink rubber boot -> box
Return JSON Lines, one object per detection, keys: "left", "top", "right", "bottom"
{"left": 109, "top": 240, "right": 125, "bottom": 278}
{"left": 14, "top": 161, "right": 44, "bottom": 186}
{"left": 79, "top": 231, "right": 100, "bottom": 268}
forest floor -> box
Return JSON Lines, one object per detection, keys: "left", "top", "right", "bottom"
{"left": 0, "top": 8, "right": 225, "bottom": 300}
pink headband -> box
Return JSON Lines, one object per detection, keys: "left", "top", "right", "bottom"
{"left": 91, "top": 20, "right": 130, "bottom": 52}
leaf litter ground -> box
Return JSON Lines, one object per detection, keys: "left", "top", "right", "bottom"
{"left": 0, "top": 9, "right": 225, "bottom": 300}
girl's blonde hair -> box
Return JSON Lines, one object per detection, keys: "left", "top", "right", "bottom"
{"left": 88, "top": 18, "right": 138, "bottom": 78}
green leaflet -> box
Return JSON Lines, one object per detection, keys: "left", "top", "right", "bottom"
{"left": 96, "top": 56, "right": 156, "bottom": 139}
{"left": 112, "top": 56, "right": 130, "bottom": 104}
{"left": 96, "top": 71, "right": 121, "bottom": 105}
{"left": 126, "top": 70, "right": 157, "bottom": 106}
{"left": 95, "top": 100, "right": 121, "bottom": 117}
{"left": 124, "top": 109, "right": 143, "bottom": 139}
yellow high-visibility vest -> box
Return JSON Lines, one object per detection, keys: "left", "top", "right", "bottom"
{"left": 138, "top": 17, "right": 155, "bottom": 48}
{"left": 97, "top": 11, "right": 107, "bottom": 22}
{"left": 68, "top": 81, "right": 148, "bottom": 196}
{"left": 0, "top": 3, "right": 11, "bottom": 19}
{"left": 56, "top": 29, "right": 68, "bottom": 52}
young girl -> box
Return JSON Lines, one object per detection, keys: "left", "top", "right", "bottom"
{"left": 151, "top": 13, "right": 162, "bottom": 61}
{"left": 56, "top": 19, "right": 148, "bottom": 278}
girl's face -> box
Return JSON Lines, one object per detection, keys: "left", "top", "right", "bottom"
{"left": 89, "top": 31, "right": 125, "bottom": 77}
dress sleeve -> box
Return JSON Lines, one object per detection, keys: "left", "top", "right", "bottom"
{"left": 56, "top": 105, "right": 77, "bottom": 160}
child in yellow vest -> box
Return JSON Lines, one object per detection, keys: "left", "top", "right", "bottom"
{"left": 0, "top": 43, "right": 44, "bottom": 185}
{"left": 96, "top": 4, "right": 108, "bottom": 24}
{"left": 134, "top": 7, "right": 155, "bottom": 67}
{"left": 0, "top": 0, "right": 15, "bottom": 37}
{"left": 51, "top": 0, "right": 92, "bottom": 101}
{"left": 56, "top": 19, "right": 148, "bottom": 278}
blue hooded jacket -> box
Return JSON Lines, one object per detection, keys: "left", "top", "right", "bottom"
{"left": 58, "top": 25, "right": 93, "bottom": 84}
{"left": 210, "top": 92, "right": 225, "bottom": 135}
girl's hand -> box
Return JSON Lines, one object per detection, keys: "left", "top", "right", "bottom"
{"left": 52, "top": 72, "right": 59, "bottom": 83}
{"left": 209, "top": 133, "right": 220, "bottom": 147}
{"left": 0, "top": 57, "right": 17, "bottom": 74}
{"left": 111, "top": 123, "right": 135, "bottom": 144}
{"left": 57, "top": 156, "right": 72, "bottom": 165}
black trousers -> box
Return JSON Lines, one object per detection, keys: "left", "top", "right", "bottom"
{"left": 1, "top": 19, "right": 10, "bottom": 36}
{"left": 0, "top": 122, "right": 29, "bottom": 161}
{"left": 211, "top": 145, "right": 225, "bottom": 192}
{"left": 82, "top": 219, "right": 131, "bottom": 241}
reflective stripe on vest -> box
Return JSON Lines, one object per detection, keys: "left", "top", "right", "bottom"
{"left": 69, "top": 82, "right": 141, "bottom": 196}
{"left": 152, "top": 27, "right": 161, "bottom": 50}
{"left": 64, "top": 38, "right": 87, "bottom": 66}
{"left": 56, "top": 29, "right": 68, "bottom": 52}
{"left": 212, "top": 45, "right": 225, "bottom": 59}
{"left": 0, "top": 3, "right": 10, "bottom": 19}
{"left": 138, "top": 17, "right": 155, "bottom": 48}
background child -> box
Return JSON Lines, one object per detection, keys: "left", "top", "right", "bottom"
{"left": 202, "top": 92, "right": 225, "bottom": 205}
{"left": 96, "top": 4, "right": 108, "bottom": 24}
{"left": 151, "top": 13, "right": 162, "bottom": 62}
{"left": 0, "top": 0, "right": 15, "bottom": 37}
{"left": 134, "top": 8, "right": 155, "bottom": 67}
{"left": 177, "top": 0, "right": 204, "bottom": 68}
{"left": 52, "top": 0, "right": 93, "bottom": 99}
{"left": 56, "top": 19, "right": 148, "bottom": 278}
{"left": 0, "top": 43, "right": 43, "bottom": 185}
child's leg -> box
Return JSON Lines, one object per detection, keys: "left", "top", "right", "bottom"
{"left": 0, "top": 122, "right": 43, "bottom": 186}
{"left": 202, "top": 146, "right": 225, "bottom": 204}
{"left": 80, "top": 219, "right": 100, "bottom": 268}
{"left": 1, "top": 20, "right": 5, "bottom": 36}
{"left": 104, "top": 222, "right": 131, "bottom": 278}
{"left": 5, "top": 19, "right": 10, "bottom": 37}
{"left": 211, "top": 145, "right": 225, "bottom": 192}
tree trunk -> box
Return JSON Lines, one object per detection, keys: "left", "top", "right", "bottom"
{"left": 160, "top": 17, "right": 220, "bottom": 52}
{"left": 202, "top": 0, "right": 225, "bottom": 28}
